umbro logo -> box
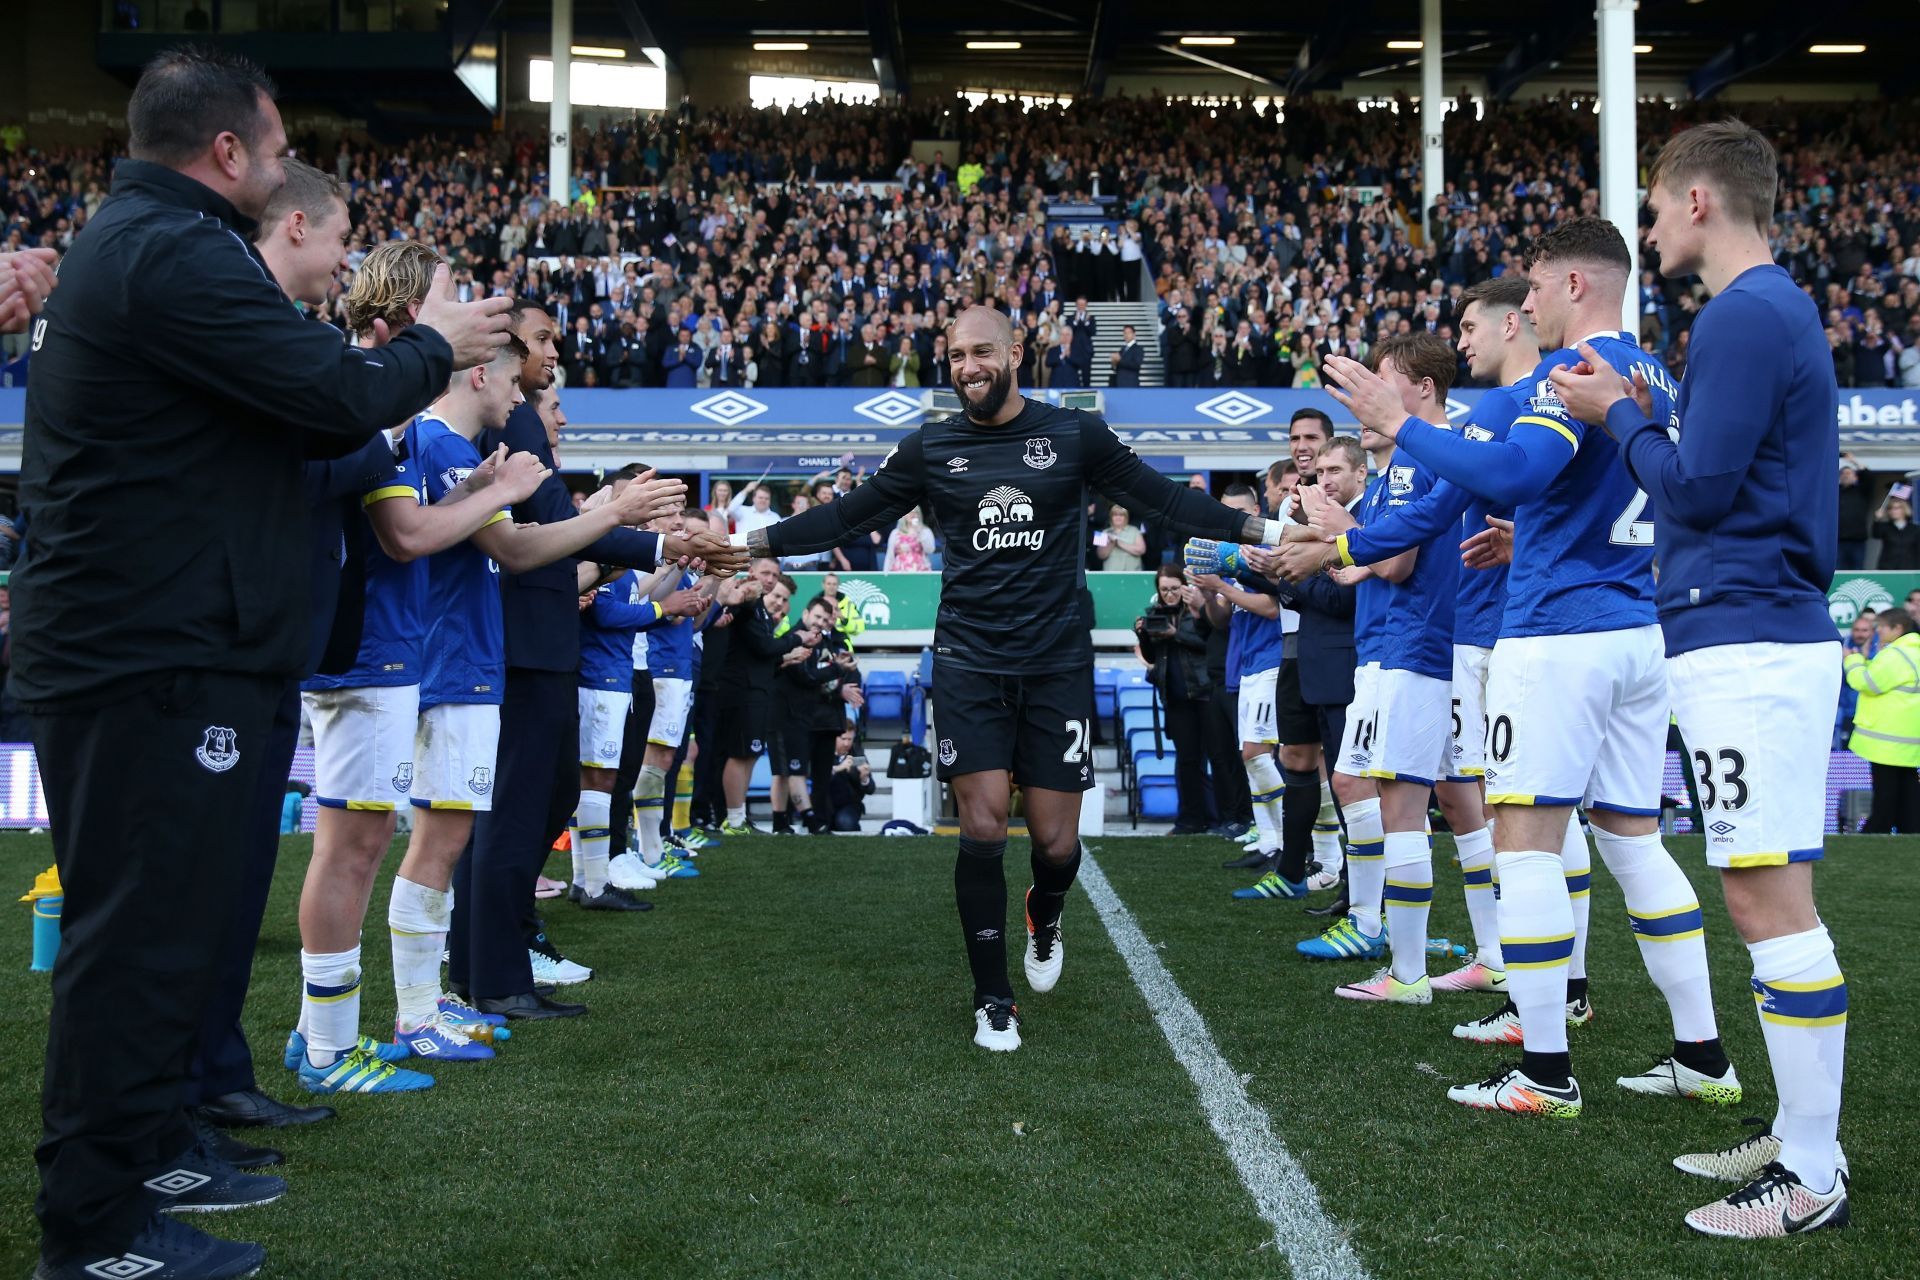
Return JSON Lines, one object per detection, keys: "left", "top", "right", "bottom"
{"left": 1709, "top": 820, "right": 1736, "bottom": 838}
{"left": 409, "top": 1036, "right": 440, "bottom": 1056}
{"left": 143, "top": 1169, "right": 211, "bottom": 1196}
{"left": 947, "top": 456, "right": 970, "bottom": 472}
{"left": 82, "top": 1255, "right": 166, "bottom": 1279}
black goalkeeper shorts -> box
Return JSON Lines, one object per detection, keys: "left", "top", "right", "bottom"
{"left": 932, "top": 662, "right": 1095, "bottom": 793}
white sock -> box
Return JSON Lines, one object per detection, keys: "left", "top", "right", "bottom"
{"left": 1496, "top": 849, "right": 1574, "bottom": 1056}
{"left": 1343, "top": 797, "right": 1385, "bottom": 935}
{"left": 568, "top": 808, "right": 585, "bottom": 888}
{"left": 726, "top": 804, "right": 746, "bottom": 827}
{"left": 300, "top": 945, "right": 362, "bottom": 1069}
{"left": 1382, "top": 831, "right": 1433, "bottom": 983}
{"left": 388, "top": 875, "right": 448, "bottom": 1033}
{"left": 1591, "top": 828, "right": 1720, "bottom": 1043}
{"left": 1245, "top": 754, "right": 1284, "bottom": 855}
{"left": 636, "top": 766, "right": 668, "bottom": 865}
{"left": 574, "top": 790, "right": 612, "bottom": 895}
{"left": 1750, "top": 925, "right": 1847, "bottom": 1194}
{"left": 1313, "top": 794, "right": 1345, "bottom": 870}
{"left": 1454, "top": 825, "right": 1502, "bottom": 968}
{"left": 1562, "top": 811, "right": 1591, "bottom": 983}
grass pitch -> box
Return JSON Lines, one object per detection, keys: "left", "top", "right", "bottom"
{"left": 0, "top": 832, "right": 1911, "bottom": 1278}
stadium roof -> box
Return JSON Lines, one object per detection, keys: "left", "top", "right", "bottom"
{"left": 506, "top": 0, "right": 1912, "bottom": 100}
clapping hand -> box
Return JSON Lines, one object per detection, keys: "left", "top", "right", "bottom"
{"left": 1323, "top": 355, "right": 1410, "bottom": 440}
{"left": 1301, "top": 483, "right": 1357, "bottom": 538}
{"left": 0, "top": 248, "right": 57, "bottom": 334}
{"left": 1546, "top": 341, "right": 1653, "bottom": 435}
{"left": 1461, "top": 516, "right": 1514, "bottom": 570}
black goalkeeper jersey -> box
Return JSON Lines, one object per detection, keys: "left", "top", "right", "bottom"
{"left": 762, "top": 398, "right": 1252, "bottom": 674}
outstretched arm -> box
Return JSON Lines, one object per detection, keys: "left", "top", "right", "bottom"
{"left": 1081, "top": 415, "right": 1276, "bottom": 544}
{"left": 748, "top": 432, "right": 927, "bottom": 557}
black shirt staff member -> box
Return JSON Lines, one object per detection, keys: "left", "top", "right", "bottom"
{"left": 15, "top": 48, "right": 511, "bottom": 1279}
{"left": 743, "top": 305, "right": 1289, "bottom": 1053}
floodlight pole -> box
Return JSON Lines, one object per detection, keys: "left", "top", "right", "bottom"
{"left": 1596, "top": 0, "right": 1638, "bottom": 331}
{"left": 1420, "top": 0, "right": 1443, "bottom": 238}
{"left": 549, "top": 0, "right": 573, "bottom": 213}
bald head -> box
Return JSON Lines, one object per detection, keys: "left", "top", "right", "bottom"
{"left": 950, "top": 305, "right": 1015, "bottom": 350}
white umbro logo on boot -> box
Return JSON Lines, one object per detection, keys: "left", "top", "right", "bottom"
{"left": 141, "top": 1169, "right": 211, "bottom": 1196}
{"left": 81, "top": 1254, "right": 165, "bottom": 1279}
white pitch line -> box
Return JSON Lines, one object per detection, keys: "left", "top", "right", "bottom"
{"left": 1078, "top": 853, "right": 1372, "bottom": 1280}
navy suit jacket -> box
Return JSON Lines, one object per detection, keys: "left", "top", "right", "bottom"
{"left": 481, "top": 402, "right": 663, "bottom": 672}
{"left": 1269, "top": 570, "right": 1356, "bottom": 707}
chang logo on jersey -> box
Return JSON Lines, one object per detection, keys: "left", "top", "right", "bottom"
{"left": 974, "top": 486, "right": 1043, "bottom": 552}
{"left": 1023, "top": 437, "right": 1058, "bottom": 470}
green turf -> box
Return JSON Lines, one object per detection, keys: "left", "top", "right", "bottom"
{"left": 0, "top": 832, "right": 1910, "bottom": 1278}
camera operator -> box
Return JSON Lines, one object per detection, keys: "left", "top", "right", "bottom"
{"left": 779, "top": 595, "right": 867, "bottom": 832}
{"left": 1134, "top": 563, "right": 1215, "bottom": 834}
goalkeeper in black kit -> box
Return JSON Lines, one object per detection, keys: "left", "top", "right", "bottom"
{"left": 743, "top": 306, "right": 1293, "bottom": 1051}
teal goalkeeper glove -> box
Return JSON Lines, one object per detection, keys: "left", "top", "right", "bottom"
{"left": 1183, "top": 539, "right": 1245, "bottom": 577}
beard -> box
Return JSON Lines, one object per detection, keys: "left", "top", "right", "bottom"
{"left": 960, "top": 362, "right": 1015, "bottom": 423}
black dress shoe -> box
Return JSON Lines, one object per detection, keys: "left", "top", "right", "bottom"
{"left": 190, "top": 1112, "right": 283, "bottom": 1169}
{"left": 1304, "top": 896, "right": 1350, "bottom": 918}
{"left": 197, "top": 1088, "right": 335, "bottom": 1130}
{"left": 1168, "top": 823, "right": 1209, "bottom": 836}
{"left": 1222, "top": 849, "right": 1270, "bottom": 870}
{"left": 577, "top": 885, "right": 654, "bottom": 911}
{"left": 476, "top": 991, "right": 587, "bottom": 1020}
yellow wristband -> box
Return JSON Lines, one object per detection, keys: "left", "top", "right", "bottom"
{"left": 1334, "top": 533, "right": 1355, "bottom": 568}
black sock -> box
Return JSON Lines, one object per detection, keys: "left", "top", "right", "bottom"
{"left": 955, "top": 838, "right": 1012, "bottom": 999}
{"left": 1567, "top": 977, "right": 1589, "bottom": 1003}
{"left": 1672, "top": 1036, "right": 1730, "bottom": 1076}
{"left": 1521, "top": 1049, "right": 1573, "bottom": 1087}
{"left": 772, "top": 810, "right": 792, "bottom": 831}
{"left": 1278, "top": 769, "right": 1319, "bottom": 881}
{"left": 1027, "top": 842, "right": 1082, "bottom": 934}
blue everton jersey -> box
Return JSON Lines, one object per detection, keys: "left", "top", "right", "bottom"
{"left": 1501, "top": 333, "right": 1673, "bottom": 638}
{"left": 415, "top": 414, "right": 509, "bottom": 709}
{"left": 1232, "top": 594, "right": 1284, "bottom": 678}
{"left": 1615, "top": 266, "right": 1840, "bottom": 657}
{"left": 647, "top": 570, "right": 702, "bottom": 678}
{"left": 1352, "top": 471, "right": 1391, "bottom": 666}
{"left": 581, "top": 570, "right": 666, "bottom": 689}
{"left": 302, "top": 426, "right": 428, "bottom": 691}
{"left": 1369, "top": 443, "right": 1456, "bottom": 680}
{"left": 1453, "top": 382, "right": 1524, "bottom": 649}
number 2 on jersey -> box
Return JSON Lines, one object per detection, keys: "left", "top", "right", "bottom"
{"left": 1609, "top": 489, "right": 1654, "bottom": 546}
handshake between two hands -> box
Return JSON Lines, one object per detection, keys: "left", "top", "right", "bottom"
{"left": 1183, "top": 486, "right": 1367, "bottom": 584}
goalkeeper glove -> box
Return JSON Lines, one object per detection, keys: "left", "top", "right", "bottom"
{"left": 1183, "top": 539, "right": 1245, "bottom": 578}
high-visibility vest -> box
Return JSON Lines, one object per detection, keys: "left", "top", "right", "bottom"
{"left": 1846, "top": 631, "right": 1920, "bottom": 767}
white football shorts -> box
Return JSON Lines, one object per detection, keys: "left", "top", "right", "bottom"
{"left": 578, "top": 688, "right": 632, "bottom": 769}
{"left": 648, "top": 677, "right": 694, "bottom": 749}
{"left": 304, "top": 684, "right": 419, "bottom": 810}
{"left": 1484, "top": 625, "right": 1668, "bottom": 815}
{"left": 411, "top": 702, "right": 502, "bottom": 812}
{"left": 1448, "top": 644, "right": 1493, "bottom": 782}
{"left": 1237, "top": 666, "right": 1279, "bottom": 746}
{"left": 1669, "top": 640, "right": 1840, "bottom": 868}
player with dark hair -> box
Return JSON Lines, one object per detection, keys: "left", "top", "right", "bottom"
{"left": 740, "top": 304, "right": 1293, "bottom": 1051}
{"left": 1552, "top": 118, "right": 1851, "bottom": 1238}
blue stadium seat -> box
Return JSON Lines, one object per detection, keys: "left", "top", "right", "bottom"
{"left": 1120, "top": 707, "right": 1158, "bottom": 738}
{"left": 1135, "top": 754, "right": 1180, "bottom": 821}
{"left": 1094, "top": 667, "right": 1121, "bottom": 719}
{"left": 1117, "top": 667, "right": 1151, "bottom": 689}
{"left": 1117, "top": 686, "right": 1157, "bottom": 716}
{"left": 864, "top": 670, "right": 908, "bottom": 722}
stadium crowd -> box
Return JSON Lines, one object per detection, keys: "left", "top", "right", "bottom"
{"left": 6, "top": 95, "right": 1920, "bottom": 388}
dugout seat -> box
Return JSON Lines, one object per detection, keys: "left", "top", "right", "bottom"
{"left": 864, "top": 670, "right": 908, "bottom": 723}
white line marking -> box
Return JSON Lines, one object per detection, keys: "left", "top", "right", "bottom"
{"left": 1078, "top": 853, "right": 1372, "bottom": 1280}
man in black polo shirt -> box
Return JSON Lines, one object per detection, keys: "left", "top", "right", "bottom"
{"left": 16, "top": 47, "right": 512, "bottom": 1280}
